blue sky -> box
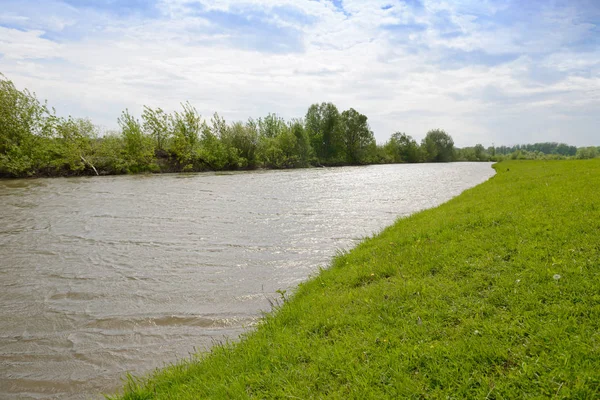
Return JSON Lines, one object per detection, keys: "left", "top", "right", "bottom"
{"left": 1, "top": 0, "right": 599, "bottom": 146}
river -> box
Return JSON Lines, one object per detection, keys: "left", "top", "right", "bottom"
{"left": 0, "top": 163, "right": 494, "bottom": 399}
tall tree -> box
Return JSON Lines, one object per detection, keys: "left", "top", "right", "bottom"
{"left": 305, "top": 102, "right": 343, "bottom": 163}
{"left": 421, "top": 129, "right": 455, "bottom": 162}
{"left": 339, "top": 108, "right": 375, "bottom": 164}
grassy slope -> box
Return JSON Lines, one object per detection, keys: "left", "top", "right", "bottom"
{"left": 111, "top": 160, "right": 600, "bottom": 399}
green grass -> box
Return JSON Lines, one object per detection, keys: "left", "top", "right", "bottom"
{"left": 109, "top": 160, "right": 600, "bottom": 399}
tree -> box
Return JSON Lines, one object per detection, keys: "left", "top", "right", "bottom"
{"left": 575, "top": 147, "right": 599, "bottom": 159}
{"left": 170, "top": 102, "right": 201, "bottom": 170}
{"left": 142, "top": 106, "right": 171, "bottom": 154}
{"left": 555, "top": 143, "right": 577, "bottom": 156}
{"left": 0, "top": 74, "right": 55, "bottom": 176}
{"left": 256, "top": 113, "right": 301, "bottom": 168}
{"left": 258, "top": 113, "right": 286, "bottom": 139}
{"left": 421, "top": 129, "right": 455, "bottom": 162}
{"left": 118, "top": 109, "right": 155, "bottom": 172}
{"left": 473, "top": 144, "right": 488, "bottom": 161}
{"left": 289, "top": 119, "right": 313, "bottom": 167}
{"left": 221, "top": 120, "right": 259, "bottom": 168}
{"left": 93, "top": 131, "right": 128, "bottom": 174}
{"left": 339, "top": 108, "right": 375, "bottom": 164}
{"left": 53, "top": 117, "right": 97, "bottom": 174}
{"left": 197, "top": 113, "right": 232, "bottom": 170}
{"left": 305, "top": 102, "right": 343, "bottom": 163}
{"left": 385, "top": 132, "right": 420, "bottom": 163}
{"left": 257, "top": 123, "right": 299, "bottom": 169}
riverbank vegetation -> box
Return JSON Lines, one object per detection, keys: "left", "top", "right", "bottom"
{"left": 2, "top": 74, "right": 597, "bottom": 178}
{"left": 109, "top": 159, "right": 600, "bottom": 399}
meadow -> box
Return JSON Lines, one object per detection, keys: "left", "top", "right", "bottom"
{"left": 110, "top": 160, "right": 600, "bottom": 399}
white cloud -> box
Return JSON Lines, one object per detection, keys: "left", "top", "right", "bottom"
{"left": 0, "top": 27, "right": 62, "bottom": 60}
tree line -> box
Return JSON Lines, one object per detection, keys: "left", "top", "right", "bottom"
{"left": 1, "top": 74, "right": 597, "bottom": 178}
{"left": 457, "top": 143, "right": 600, "bottom": 162}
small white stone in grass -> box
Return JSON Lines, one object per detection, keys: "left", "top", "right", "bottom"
{"left": 474, "top": 330, "right": 480, "bottom": 336}
{"left": 553, "top": 274, "right": 561, "bottom": 281}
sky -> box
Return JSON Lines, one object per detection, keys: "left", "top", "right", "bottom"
{"left": 1, "top": 0, "right": 599, "bottom": 147}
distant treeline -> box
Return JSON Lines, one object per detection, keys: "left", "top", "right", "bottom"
{"left": 1, "top": 74, "right": 597, "bottom": 178}
{"left": 459, "top": 143, "right": 599, "bottom": 162}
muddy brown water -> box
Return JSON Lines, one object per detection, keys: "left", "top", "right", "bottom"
{"left": 0, "top": 163, "right": 494, "bottom": 399}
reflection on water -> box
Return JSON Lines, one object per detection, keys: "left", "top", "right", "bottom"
{"left": 0, "top": 163, "right": 494, "bottom": 399}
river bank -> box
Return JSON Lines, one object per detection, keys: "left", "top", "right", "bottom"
{"left": 110, "top": 159, "right": 600, "bottom": 399}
